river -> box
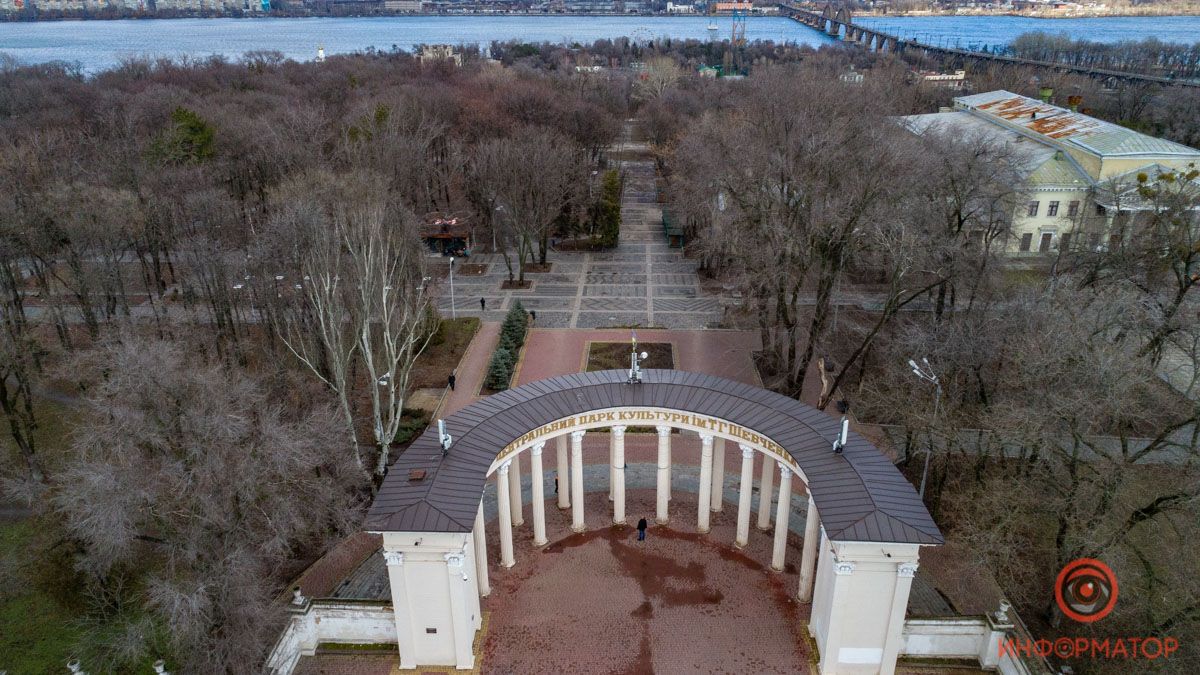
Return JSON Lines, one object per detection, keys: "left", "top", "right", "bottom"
{"left": 854, "top": 15, "right": 1200, "bottom": 53}
{"left": 0, "top": 14, "right": 1197, "bottom": 74}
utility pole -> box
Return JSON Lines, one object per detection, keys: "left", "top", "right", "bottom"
{"left": 908, "top": 357, "right": 941, "bottom": 499}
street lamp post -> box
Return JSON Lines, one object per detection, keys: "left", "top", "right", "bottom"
{"left": 908, "top": 357, "right": 941, "bottom": 499}
{"left": 449, "top": 256, "right": 456, "bottom": 320}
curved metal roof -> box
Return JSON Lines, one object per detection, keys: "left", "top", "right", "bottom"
{"left": 365, "top": 369, "right": 943, "bottom": 545}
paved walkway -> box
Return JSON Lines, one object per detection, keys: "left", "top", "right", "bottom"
{"left": 437, "top": 321, "right": 501, "bottom": 417}
{"left": 513, "top": 328, "right": 761, "bottom": 387}
{"left": 429, "top": 123, "right": 723, "bottom": 330}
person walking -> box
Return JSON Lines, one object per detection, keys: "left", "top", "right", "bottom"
{"left": 448, "top": 370, "right": 456, "bottom": 391}
{"left": 530, "top": 310, "right": 537, "bottom": 323}
{"left": 480, "top": 297, "right": 486, "bottom": 312}
{"left": 636, "top": 517, "right": 648, "bottom": 541}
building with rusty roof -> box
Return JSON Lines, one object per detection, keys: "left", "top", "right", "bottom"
{"left": 902, "top": 90, "right": 1200, "bottom": 254}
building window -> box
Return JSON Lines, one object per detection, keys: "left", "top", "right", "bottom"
{"left": 1039, "top": 233, "right": 1053, "bottom": 252}
{"left": 1020, "top": 233, "right": 1033, "bottom": 252}
{"left": 1027, "top": 201, "right": 1040, "bottom": 217}
{"left": 1068, "top": 201, "right": 1080, "bottom": 217}
{"left": 1096, "top": 204, "right": 1106, "bottom": 216}
{"left": 1047, "top": 201, "right": 1059, "bottom": 217}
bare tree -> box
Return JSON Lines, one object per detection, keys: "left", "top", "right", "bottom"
{"left": 266, "top": 170, "right": 438, "bottom": 479}
{"left": 672, "top": 68, "right": 925, "bottom": 394}
{"left": 470, "top": 127, "right": 583, "bottom": 282}
{"left": 54, "top": 338, "right": 362, "bottom": 673}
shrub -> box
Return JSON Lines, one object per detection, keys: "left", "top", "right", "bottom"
{"left": 501, "top": 301, "right": 529, "bottom": 349}
{"left": 595, "top": 169, "right": 622, "bottom": 248}
{"left": 485, "top": 347, "right": 515, "bottom": 391}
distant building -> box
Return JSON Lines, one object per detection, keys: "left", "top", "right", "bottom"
{"left": 666, "top": 1, "right": 694, "bottom": 11}
{"left": 709, "top": 0, "right": 751, "bottom": 12}
{"left": 839, "top": 66, "right": 864, "bottom": 85}
{"left": 384, "top": 0, "right": 422, "bottom": 10}
{"left": 562, "top": 0, "right": 616, "bottom": 11}
{"left": 916, "top": 69, "right": 967, "bottom": 89}
{"left": 418, "top": 44, "right": 462, "bottom": 66}
{"left": 902, "top": 90, "right": 1200, "bottom": 254}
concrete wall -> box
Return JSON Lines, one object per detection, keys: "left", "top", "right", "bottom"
{"left": 901, "top": 616, "right": 1047, "bottom": 675}
{"left": 265, "top": 601, "right": 397, "bottom": 675}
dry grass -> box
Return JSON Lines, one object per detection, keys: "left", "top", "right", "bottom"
{"left": 586, "top": 342, "right": 674, "bottom": 372}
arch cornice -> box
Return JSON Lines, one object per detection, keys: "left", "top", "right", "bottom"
{"left": 365, "top": 370, "right": 942, "bottom": 545}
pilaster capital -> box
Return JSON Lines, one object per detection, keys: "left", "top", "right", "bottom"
{"left": 531, "top": 442, "right": 545, "bottom": 457}
{"left": 777, "top": 462, "right": 791, "bottom": 478}
{"left": 611, "top": 425, "right": 626, "bottom": 438}
{"left": 383, "top": 550, "right": 404, "bottom": 567}
{"left": 740, "top": 444, "right": 754, "bottom": 459}
{"left": 445, "top": 552, "right": 465, "bottom": 568}
{"left": 698, "top": 432, "right": 714, "bottom": 446}
{"left": 897, "top": 562, "right": 919, "bottom": 578}
{"left": 498, "top": 460, "right": 511, "bottom": 476}
{"left": 570, "top": 430, "right": 586, "bottom": 442}
{"left": 834, "top": 560, "right": 856, "bottom": 576}
{"left": 655, "top": 425, "right": 672, "bottom": 437}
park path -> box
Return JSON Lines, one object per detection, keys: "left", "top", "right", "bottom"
{"left": 430, "top": 120, "right": 723, "bottom": 329}
{"left": 436, "top": 320, "right": 501, "bottom": 418}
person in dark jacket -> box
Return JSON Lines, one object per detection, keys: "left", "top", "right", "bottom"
{"left": 448, "top": 370, "right": 456, "bottom": 391}
{"left": 636, "top": 517, "right": 648, "bottom": 541}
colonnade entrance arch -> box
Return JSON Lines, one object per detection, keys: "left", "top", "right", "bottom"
{"left": 365, "top": 369, "right": 942, "bottom": 674}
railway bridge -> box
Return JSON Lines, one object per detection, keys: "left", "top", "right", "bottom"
{"left": 777, "top": 2, "right": 1200, "bottom": 88}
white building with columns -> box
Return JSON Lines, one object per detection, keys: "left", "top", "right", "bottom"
{"left": 327, "top": 369, "right": 944, "bottom": 674}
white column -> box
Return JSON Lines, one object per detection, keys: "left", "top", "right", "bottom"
{"left": 697, "top": 433, "right": 714, "bottom": 533}
{"left": 611, "top": 426, "right": 627, "bottom": 525}
{"left": 655, "top": 425, "right": 671, "bottom": 524}
{"left": 608, "top": 434, "right": 615, "bottom": 501}
{"left": 735, "top": 445, "right": 754, "bottom": 548}
{"left": 881, "top": 562, "right": 920, "bottom": 674}
{"left": 496, "top": 462, "right": 515, "bottom": 568}
{"left": 757, "top": 453, "right": 774, "bottom": 531}
{"left": 473, "top": 504, "right": 490, "bottom": 596}
{"left": 570, "top": 430, "right": 586, "bottom": 532}
{"left": 771, "top": 464, "right": 792, "bottom": 571}
{"left": 556, "top": 434, "right": 570, "bottom": 509}
{"left": 711, "top": 437, "right": 725, "bottom": 512}
{"left": 666, "top": 433, "right": 672, "bottom": 501}
{"left": 444, "top": 551, "right": 475, "bottom": 669}
{"left": 508, "top": 452, "right": 524, "bottom": 526}
{"left": 809, "top": 540, "right": 922, "bottom": 675}
{"left": 462, "top": 536, "right": 482, "bottom": 630}
{"left": 798, "top": 494, "right": 820, "bottom": 601}
{"left": 383, "top": 550, "right": 416, "bottom": 669}
{"left": 530, "top": 442, "right": 548, "bottom": 546}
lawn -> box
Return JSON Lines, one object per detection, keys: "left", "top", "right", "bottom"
{"left": 0, "top": 520, "right": 85, "bottom": 674}
{"left": 585, "top": 342, "right": 674, "bottom": 372}
{"left": 410, "top": 317, "right": 481, "bottom": 390}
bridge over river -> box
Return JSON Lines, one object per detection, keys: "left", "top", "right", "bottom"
{"left": 777, "top": 3, "right": 1200, "bottom": 88}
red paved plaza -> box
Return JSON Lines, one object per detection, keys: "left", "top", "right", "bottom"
{"left": 481, "top": 488, "right": 813, "bottom": 675}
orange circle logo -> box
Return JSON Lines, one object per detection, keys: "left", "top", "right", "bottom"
{"left": 1055, "top": 558, "right": 1118, "bottom": 623}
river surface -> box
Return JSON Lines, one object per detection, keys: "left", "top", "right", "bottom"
{"left": 855, "top": 15, "right": 1200, "bottom": 53}
{"left": 0, "top": 16, "right": 831, "bottom": 71}
{"left": 0, "top": 14, "right": 1196, "bottom": 73}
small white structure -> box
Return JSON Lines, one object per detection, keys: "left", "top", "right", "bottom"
{"left": 666, "top": 1, "right": 695, "bottom": 12}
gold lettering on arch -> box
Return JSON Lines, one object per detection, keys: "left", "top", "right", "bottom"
{"left": 493, "top": 409, "right": 800, "bottom": 472}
